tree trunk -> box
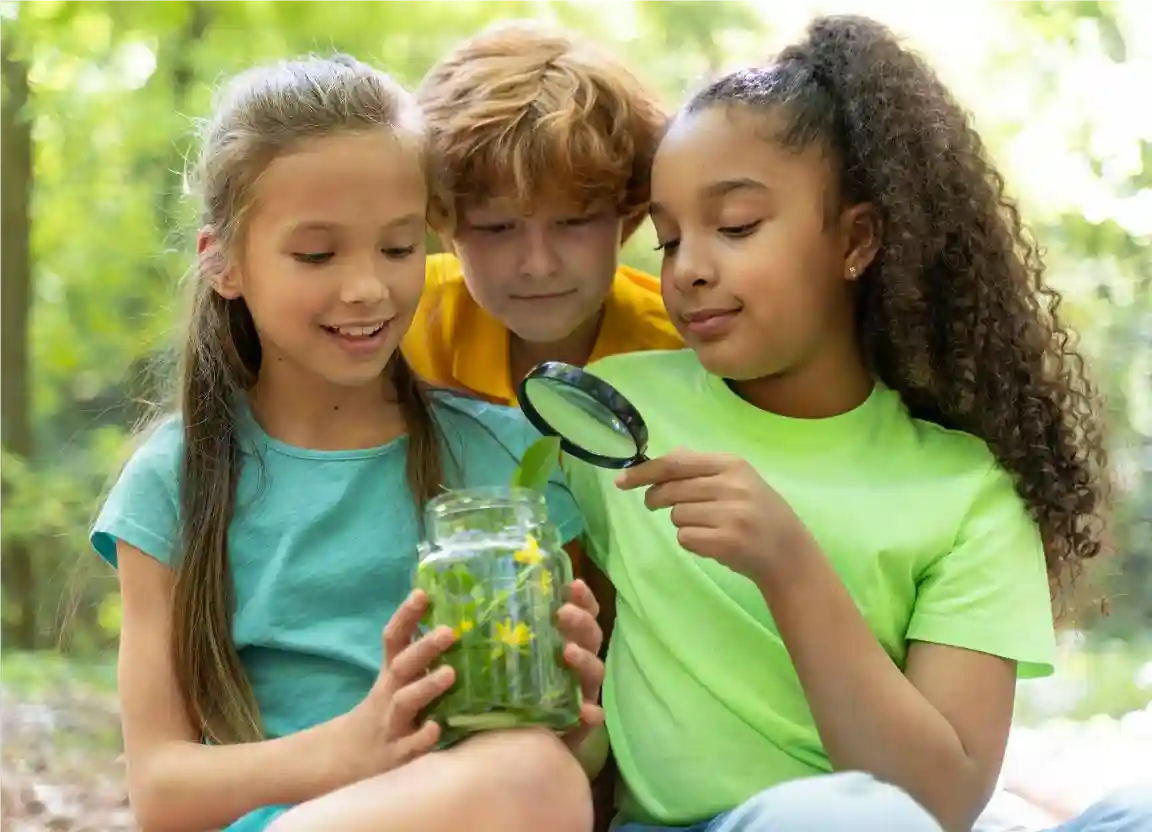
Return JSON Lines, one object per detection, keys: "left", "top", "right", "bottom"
{"left": 2, "top": 29, "right": 37, "bottom": 649}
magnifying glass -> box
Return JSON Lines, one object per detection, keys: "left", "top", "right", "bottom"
{"left": 517, "top": 361, "right": 649, "bottom": 469}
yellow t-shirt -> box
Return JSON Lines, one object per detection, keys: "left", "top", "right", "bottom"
{"left": 402, "top": 253, "right": 683, "bottom": 406}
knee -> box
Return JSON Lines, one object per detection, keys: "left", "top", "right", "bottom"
{"left": 462, "top": 728, "right": 594, "bottom": 832}
{"left": 266, "top": 729, "right": 592, "bottom": 832}
{"left": 725, "top": 772, "right": 944, "bottom": 832}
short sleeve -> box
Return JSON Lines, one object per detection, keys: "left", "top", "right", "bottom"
{"left": 540, "top": 462, "right": 584, "bottom": 546}
{"left": 90, "top": 417, "right": 183, "bottom": 569}
{"left": 438, "top": 396, "right": 585, "bottom": 545}
{"left": 561, "top": 454, "right": 612, "bottom": 572}
{"left": 906, "top": 461, "right": 1056, "bottom": 679}
{"left": 400, "top": 255, "right": 455, "bottom": 388}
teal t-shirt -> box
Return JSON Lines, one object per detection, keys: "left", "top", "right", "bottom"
{"left": 92, "top": 392, "right": 582, "bottom": 740}
{"left": 564, "top": 349, "right": 1056, "bottom": 826}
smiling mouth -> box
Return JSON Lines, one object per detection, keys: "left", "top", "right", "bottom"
{"left": 682, "top": 307, "right": 741, "bottom": 323}
{"left": 322, "top": 322, "right": 387, "bottom": 338}
{"left": 681, "top": 307, "right": 741, "bottom": 339}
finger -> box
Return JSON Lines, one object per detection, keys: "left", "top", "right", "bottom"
{"left": 563, "top": 702, "right": 606, "bottom": 745}
{"left": 563, "top": 642, "right": 605, "bottom": 700}
{"left": 579, "top": 701, "right": 605, "bottom": 728}
{"left": 556, "top": 605, "right": 603, "bottom": 655}
{"left": 392, "top": 718, "right": 442, "bottom": 764}
{"left": 563, "top": 704, "right": 606, "bottom": 753}
{"left": 388, "top": 627, "right": 456, "bottom": 686}
{"left": 615, "top": 449, "right": 725, "bottom": 491}
{"left": 645, "top": 477, "right": 724, "bottom": 512}
{"left": 669, "top": 502, "right": 725, "bottom": 530}
{"left": 676, "top": 526, "right": 734, "bottom": 561}
{"left": 383, "top": 590, "right": 429, "bottom": 667}
{"left": 565, "top": 579, "right": 601, "bottom": 620}
{"left": 390, "top": 664, "right": 456, "bottom": 727}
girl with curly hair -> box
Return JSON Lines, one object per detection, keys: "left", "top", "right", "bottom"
{"left": 563, "top": 15, "right": 1143, "bottom": 832}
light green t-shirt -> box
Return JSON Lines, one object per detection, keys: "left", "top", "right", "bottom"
{"left": 564, "top": 349, "right": 1055, "bottom": 826}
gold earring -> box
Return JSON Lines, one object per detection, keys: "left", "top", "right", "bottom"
{"left": 848, "top": 265, "right": 858, "bottom": 278}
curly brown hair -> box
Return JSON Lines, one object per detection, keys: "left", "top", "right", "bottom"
{"left": 687, "top": 15, "right": 1110, "bottom": 600}
{"left": 417, "top": 20, "right": 666, "bottom": 237}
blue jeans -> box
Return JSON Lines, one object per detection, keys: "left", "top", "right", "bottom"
{"left": 1045, "top": 784, "right": 1152, "bottom": 832}
{"left": 614, "top": 773, "right": 1152, "bottom": 832}
{"left": 613, "top": 772, "right": 942, "bottom": 832}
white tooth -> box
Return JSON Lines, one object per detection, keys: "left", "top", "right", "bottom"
{"left": 335, "top": 323, "right": 383, "bottom": 337}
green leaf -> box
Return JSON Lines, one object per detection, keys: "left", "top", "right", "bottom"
{"left": 510, "top": 436, "right": 561, "bottom": 492}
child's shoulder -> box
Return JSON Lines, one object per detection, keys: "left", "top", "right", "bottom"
{"left": 433, "top": 388, "right": 521, "bottom": 424}
{"left": 430, "top": 390, "right": 584, "bottom": 541}
{"left": 431, "top": 390, "right": 542, "bottom": 457}
{"left": 881, "top": 391, "right": 1028, "bottom": 525}
{"left": 902, "top": 403, "right": 1002, "bottom": 478}
{"left": 607, "top": 266, "right": 684, "bottom": 352}
{"left": 615, "top": 264, "right": 661, "bottom": 293}
{"left": 104, "top": 413, "right": 186, "bottom": 509}
{"left": 423, "top": 252, "right": 466, "bottom": 289}
{"left": 92, "top": 413, "right": 184, "bottom": 567}
{"left": 416, "top": 253, "right": 471, "bottom": 317}
{"left": 404, "top": 255, "right": 475, "bottom": 385}
{"left": 118, "top": 412, "right": 185, "bottom": 481}
{"left": 587, "top": 348, "right": 698, "bottom": 389}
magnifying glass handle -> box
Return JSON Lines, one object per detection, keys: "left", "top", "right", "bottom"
{"left": 625, "top": 453, "right": 650, "bottom": 468}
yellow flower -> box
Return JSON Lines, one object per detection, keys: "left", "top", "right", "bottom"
{"left": 491, "top": 618, "right": 533, "bottom": 658}
{"left": 452, "top": 619, "right": 474, "bottom": 639}
{"left": 513, "top": 536, "right": 543, "bottom": 566}
{"left": 536, "top": 568, "right": 553, "bottom": 598}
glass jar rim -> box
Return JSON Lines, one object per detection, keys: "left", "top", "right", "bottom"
{"left": 426, "top": 485, "right": 548, "bottom": 514}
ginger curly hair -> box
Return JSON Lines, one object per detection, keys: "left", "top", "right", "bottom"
{"left": 417, "top": 20, "right": 666, "bottom": 235}
{"left": 687, "top": 15, "right": 1110, "bottom": 599}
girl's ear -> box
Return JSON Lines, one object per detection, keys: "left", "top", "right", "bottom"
{"left": 197, "top": 227, "right": 242, "bottom": 299}
{"left": 841, "top": 203, "right": 882, "bottom": 282}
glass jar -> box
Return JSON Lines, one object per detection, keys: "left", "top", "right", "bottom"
{"left": 414, "top": 486, "right": 581, "bottom": 745}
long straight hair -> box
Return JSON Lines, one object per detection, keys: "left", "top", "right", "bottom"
{"left": 163, "top": 55, "right": 447, "bottom": 744}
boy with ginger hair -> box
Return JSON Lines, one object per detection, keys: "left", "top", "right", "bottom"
{"left": 402, "top": 21, "right": 682, "bottom": 406}
{"left": 402, "top": 27, "right": 672, "bottom": 827}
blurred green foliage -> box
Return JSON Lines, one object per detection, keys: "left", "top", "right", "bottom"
{"left": 0, "top": 0, "right": 1148, "bottom": 657}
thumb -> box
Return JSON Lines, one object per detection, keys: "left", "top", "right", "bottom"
{"left": 392, "top": 718, "right": 442, "bottom": 763}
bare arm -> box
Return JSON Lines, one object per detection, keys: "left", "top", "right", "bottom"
{"left": 757, "top": 537, "right": 1015, "bottom": 832}
{"left": 117, "top": 542, "right": 361, "bottom": 832}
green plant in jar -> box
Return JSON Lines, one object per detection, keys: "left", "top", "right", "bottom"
{"left": 415, "top": 437, "right": 581, "bottom": 744}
